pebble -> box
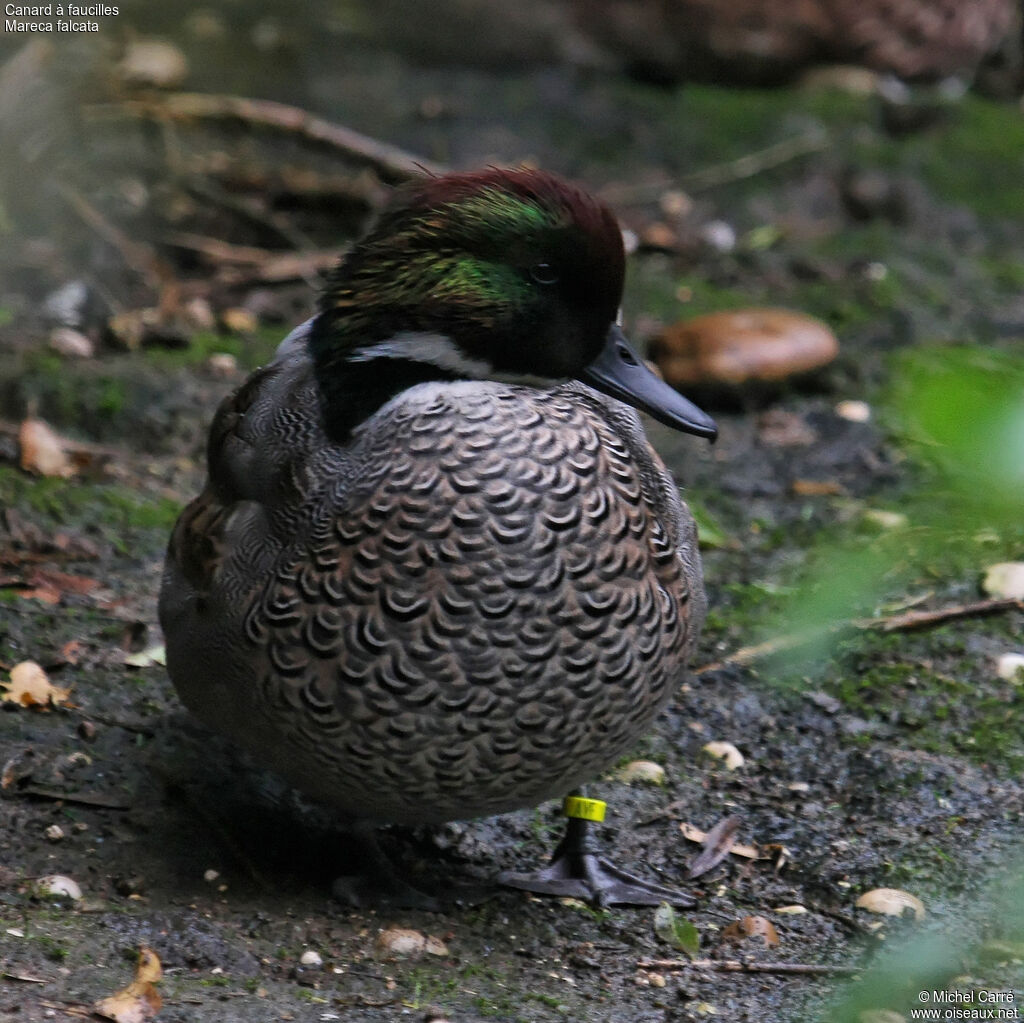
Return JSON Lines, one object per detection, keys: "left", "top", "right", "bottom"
{"left": 996, "top": 653, "right": 1024, "bottom": 684}
{"left": 50, "top": 327, "right": 94, "bottom": 359}
{"left": 702, "top": 740, "right": 745, "bottom": 770}
{"left": 44, "top": 824, "right": 65, "bottom": 842}
{"left": 207, "top": 353, "right": 239, "bottom": 378}
{"left": 615, "top": 760, "right": 666, "bottom": 785}
{"left": 299, "top": 950, "right": 323, "bottom": 967}
{"left": 118, "top": 39, "right": 189, "bottom": 89}
{"left": 37, "top": 875, "right": 82, "bottom": 900}
{"left": 983, "top": 562, "right": 1024, "bottom": 600}
{"left": 835, "top": 399, "right": 872, "bottom": 422}
{"left": 375, "top": 928, "right": 449, "bottom": 959}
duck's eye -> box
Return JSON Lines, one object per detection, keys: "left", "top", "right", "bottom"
{"left": 529, "top": 262, "right": 559, "bottom": 286}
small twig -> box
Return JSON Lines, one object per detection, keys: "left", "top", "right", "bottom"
{"left": 215, "top": 248, "right": 346, "bottom": 286}
{"left": 180, "top": 177, "right": 316, "bottom": 251}
{"left": 155, "top": 770, "right": 271, "bottom": 891}
{"left": 805, "top": 901, "right": 877, "bottom": 937}
{"left": 696, "top": 597, "right": 1023, "bottom": 674}
{"left": 638, "top": 958, "right": 861, "bottom": 976}
{"left": 164, "top": 232, "right": 345, "bottom": 284}
{"left": 108, "top": 93, "right": 447, "bottom": 180}
{"left": 55, "top": 184, "right": 179, "bottom": 315}
{"left": 2, "top": 971, "right": 48, "bottom": 984}
{"left": 39, "top": 1000, "right": 92, "bottom": 1018}
{"left": 854, "top": 597, "right": 1023, "bottom": 633}
{"left": 695, "top": 630, "right": 820, "bottom": 674}
{"left": 601, "top": 130, "right": 828, "bottom": 205}
{"left": 17, "top": 785, "right": 132, "bottom": 810}
{"left": 164, "top": 232, "right": 289, "bottom": 266}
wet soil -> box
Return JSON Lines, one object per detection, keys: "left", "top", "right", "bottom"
{"left": 2, "top": 5, "right": 1024, "bottom": 1022}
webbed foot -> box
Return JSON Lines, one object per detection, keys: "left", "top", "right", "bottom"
{"left": 499, "top": 797, "right": 694, "bottom": 908}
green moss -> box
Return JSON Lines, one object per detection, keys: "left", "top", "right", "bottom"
{"left": 141, "top": 326, "right": 282, "bottom": 372}
{"left": 0, "top": 466, "right": 181, "bottom": 536}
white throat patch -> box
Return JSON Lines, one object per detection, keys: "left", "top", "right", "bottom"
{"left": 348, "top": 332, "right": 564, "bottom": 388}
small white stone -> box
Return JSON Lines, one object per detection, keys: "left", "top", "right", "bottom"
{"left": 702, "top": 741, "right": 745, "bottom": 770}
{"left": 701, "top": 220, "right": 736, "bottom": 253}
{"left": 862, "top": 509, "right": 908, "bottom": 530}
{"left": 300, "top": 949, "right": 323, "bottom": 967}
{"left": 375, "top": 928, "right": 426, "bottom": 958}
{"left": 996, "top": 653, "right": 1024, "bottom": 684}
{"left": 615, "top": 760, "right": 666, "bottom": 785}
{"left": 983, "top": 562, "right": 1024, "bottom": 600}
{"left": 37, "top": 875, "right": 82, "bottom": 900}
{"left": 835, "top": 399, "right": 871, "bottom": 423}
{"left": 44, "top": 825, "right": 65, "bottom": 842}
{"left": 207, "top": 353, "right": 239, "bottom": 378}
{"left": 788, "top": 781, "right": 810, "bottom": 793}
{"left": 50, "top": 327, "right": 94, "bottom": 359}
{"left": 203, "top": 869, "right": 220, "bottom": 883}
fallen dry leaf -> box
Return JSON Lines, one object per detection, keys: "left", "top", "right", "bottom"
{"left": 14, "top": 567, "right": 100, "bottom": 605}
{"left": 791, "top": 479, "right": 846, "bottom": 497}
{"left": 375, "top": 928, "right": 450, "bottom": 959}
{"left": 855, "top": 887, "right": 926, "bottom": 921}
{"left": 722, "top": 915, "right": 780, "bottom": 947}
{"left": 35, "top": 875, "right": 83, "bottom": 900}
{"left": 19, "top": 417, "right": 75, "bottom": 478}
{"left": 94, "top": 946, "right": 162, "bottom": 1023}
{"left": 687, "top": 816, "right": 740, "bottom": 879}
{"left": 615, "top": 760, "right": 666, "bottom": 785}
{"left": 758, "top": 409, "right": 818, "bottom": 447}
{"left": 650, "top": 308, "right": 838, "bottom": 389}
{"left": 124, "top": 645, "right": 166, "bottom": 669}
{"left": 1, "top": 661, "right": 71, "bottom": 709}
{"left": 702, "top": 741, "right": 745, "bottom": 770}
{"left": 680, "top": 822, "right": 759, "bottom": 860}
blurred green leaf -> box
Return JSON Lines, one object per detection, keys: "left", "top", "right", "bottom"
{"left": 654, "top": 902, "right": 700, "bottom": 958}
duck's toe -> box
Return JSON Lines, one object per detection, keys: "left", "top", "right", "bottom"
{"left": 500, "top": 853, "right": 694, "bottom": 908}
{"left": 499, "top": 810, "right": 695, "bottom": 908}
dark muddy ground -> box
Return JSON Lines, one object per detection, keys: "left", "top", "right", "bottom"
{"left": 2, "top": 4, "right": 1024, "bottom": 1022}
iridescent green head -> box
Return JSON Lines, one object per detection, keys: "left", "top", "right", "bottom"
{"left": 312, "top": 167, "right": 625, "bottom": 382}
{"left": 310, "top": 167, "right": 716, "bottom": 443}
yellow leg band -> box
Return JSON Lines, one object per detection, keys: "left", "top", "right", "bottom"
{"left": 563, "top": 796, "right": 607, "bottom": 822}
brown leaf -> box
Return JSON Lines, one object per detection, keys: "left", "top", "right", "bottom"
{"left": 94, "top": 947, "right": 162, "bottom": 1023}
{"left": 855, "top": 887, "right": 926, "bottom": 921}
{"left": 681, "top": 821, "right": 760, "bottom": 861}
{"left": 1, "top": 661, "right": 72, "bottom": 709}
{"left": 791, "top": 479, "right": 846, "bottom": 496}
{"left": 722, "top": 915, "right": 780, "bottom": 947}
{"left": 687, "top": 816, "right": 741, "bottom": 879}
{"left": 58, "top": 640, "right": 85, "bottom": 666}
{"left": 5, "top": 568, "right": 100, "bottom": 605}
{"left": 19, "top": 418, "right": 75, "bottom": 478}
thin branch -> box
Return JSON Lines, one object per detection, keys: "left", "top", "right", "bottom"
{"left": 696, "top": 597, "right": 1023, "bottom": 674}
{"left": 164, "top": 232, "right": 345, "bottom": 284}
{"left": 55, "top": 184, "right": 177, "bottom": 310}
{"left": 854, "top": 597, "right": 1023, "bottom": 632}
{"left": 106, "top": 93, "right": 447, "bottom": 180}
{"left": 601, "top": 130, "right": 828, "bottom": 205}
{"left": 17, "top": 785, "right": 132, "bottom": 810}
{"left": 638, "top": 958, "right": 861, "bottom": 976}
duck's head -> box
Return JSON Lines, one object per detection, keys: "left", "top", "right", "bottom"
{"left": 310, "top": 167, "right": 716, "bottom": 441}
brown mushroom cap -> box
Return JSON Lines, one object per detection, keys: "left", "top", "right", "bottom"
{"left": 649, "top": 308, "right": 839, "bottom": 389}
